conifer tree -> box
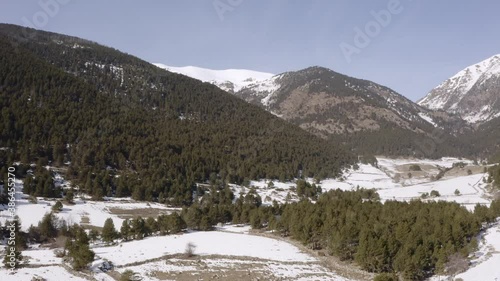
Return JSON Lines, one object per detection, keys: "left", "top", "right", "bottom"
{"left": 38, "top": 212, "right": 58, "bottom": 242}
{"left": 101, "top": 218, "right": 118, "bottom": 243}
{"left": 120, "top": 219, "right": 131, "bottom": 241}
{"left": 169, "top": 213, "right": 185, "bottom": 234}
{"left": 65, "top": 226, "right": 95, "bottom": 270}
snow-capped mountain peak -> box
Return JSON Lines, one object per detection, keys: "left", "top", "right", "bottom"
{"left": 418, "top": 54, "right": 500, "bottom": 123}
{"left": 154, "top": 63, "right": 275, "bottom": 93}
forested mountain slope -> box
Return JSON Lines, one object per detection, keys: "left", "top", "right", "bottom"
{"left": 0, "top": 24, "right": 354, "bottom": 205}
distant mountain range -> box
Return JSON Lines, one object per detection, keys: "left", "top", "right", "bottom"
{"left": 156, "top": 53, "right": 500, "bottom": 159}
{"left": 155, "top": 64, "right": 470, "bottom": 157}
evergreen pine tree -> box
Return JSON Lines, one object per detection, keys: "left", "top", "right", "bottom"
{"left": 65, "top": 227, "right": 95, "bottom": 270}
{"left": 120, "top": 219, "right": 131, "bottom": 241}
{"left": 101, "top": 218, "right": 118, "bottom": 243}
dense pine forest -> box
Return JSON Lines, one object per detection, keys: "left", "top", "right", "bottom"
{"left": 489, "top": 165, "right": 500, "bottom": 187}
{"left": 469, "top": 117, "right": 500, "bottom": 160}
{"left": 330, "top": 124, "right": 471, "bottom": 158}
{"left": 274, "top": 190, "right": 500, "bottom": 280}
{"left": 0, "top": 24, "right": 354, "bottom": 204}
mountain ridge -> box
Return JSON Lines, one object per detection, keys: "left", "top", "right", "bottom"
{"left": 156, "top": 63, "right": 471, "bottom": 157}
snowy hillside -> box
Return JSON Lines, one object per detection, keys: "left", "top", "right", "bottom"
{"left": 419, "top": 54, "right": 500, "bottom": 123}
{"left": 154, "top": 63, "right": 275, "bottom": 93}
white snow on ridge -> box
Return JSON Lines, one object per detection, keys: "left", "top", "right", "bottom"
{"left": 478, "top": 57, "right": 500, "bottom": 84}
{"left": 257, "top": 76, "right": 282, "bottom": 106}
{"left": 154, "top": 63, "right": 275, "bottom": 92}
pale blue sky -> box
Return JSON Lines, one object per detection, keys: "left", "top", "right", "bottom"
{"left": 1, "top": 0, "right": 499, "bottom": 101}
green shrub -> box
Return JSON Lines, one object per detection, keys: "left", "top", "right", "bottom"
{"left": 52, "top": 201, "right": 63, "bottom": 212}
{"left": 409, "top": 164, "right": 422, "bottom": 171}
{"left": 430, "top": 190, "right": 441, "bottom": 197}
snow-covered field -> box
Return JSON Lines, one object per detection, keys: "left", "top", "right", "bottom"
{"left": 116, "top": 258, "right": 350, "bottom": 281}
{"left": 231, "top": 157, "right": 493, "bottom": 211}
{"left": 0, "top": 229, "right": 351, "bottom": 281}
{"left": 0, "top": 179, "right": 178, "bottom": 231}
{"left": 0, "top": 197, "right": 176, "bottom": 232}
{"left": 22, "top": 248, "right": 62, "bottom": 265}
{"left": 377, "top": 173, "right": 490, "bottom": 210}
{"left": 94, "top": 231, "right": 315, "bottom": 266}
{"left": 0, "top": 265, "right": 88, "bottom": 281}
{"left": 97, "top": 230, "right": 350, "bottom": 281}
{"left": 1, "top": 174, "right": 352, "bottom": 279}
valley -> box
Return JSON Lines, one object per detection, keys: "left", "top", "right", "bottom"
{"left": 0, "top": 21, "right": 499, "bottom": 281}
{"left": 1, "top": 157, "right": 499, "bottom": 280}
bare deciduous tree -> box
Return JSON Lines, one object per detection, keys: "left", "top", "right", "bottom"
{"left": 185, "top": 242, "right": 197, "bottom": 258}
{"left": 444, "top": 253, "right": 469, "bottom": 277}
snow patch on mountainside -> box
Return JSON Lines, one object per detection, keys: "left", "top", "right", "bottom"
{"left": 418, "top": 112, "right": 438, "bottom": 127}
{"left": 154, "top": 63, "right": 274, "bottom": 93}
{"left": 463, "top": 105, "right": 494, "bottom": 123}
{"left": 256, "top": 75, "right": 282, "bottom": 106}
